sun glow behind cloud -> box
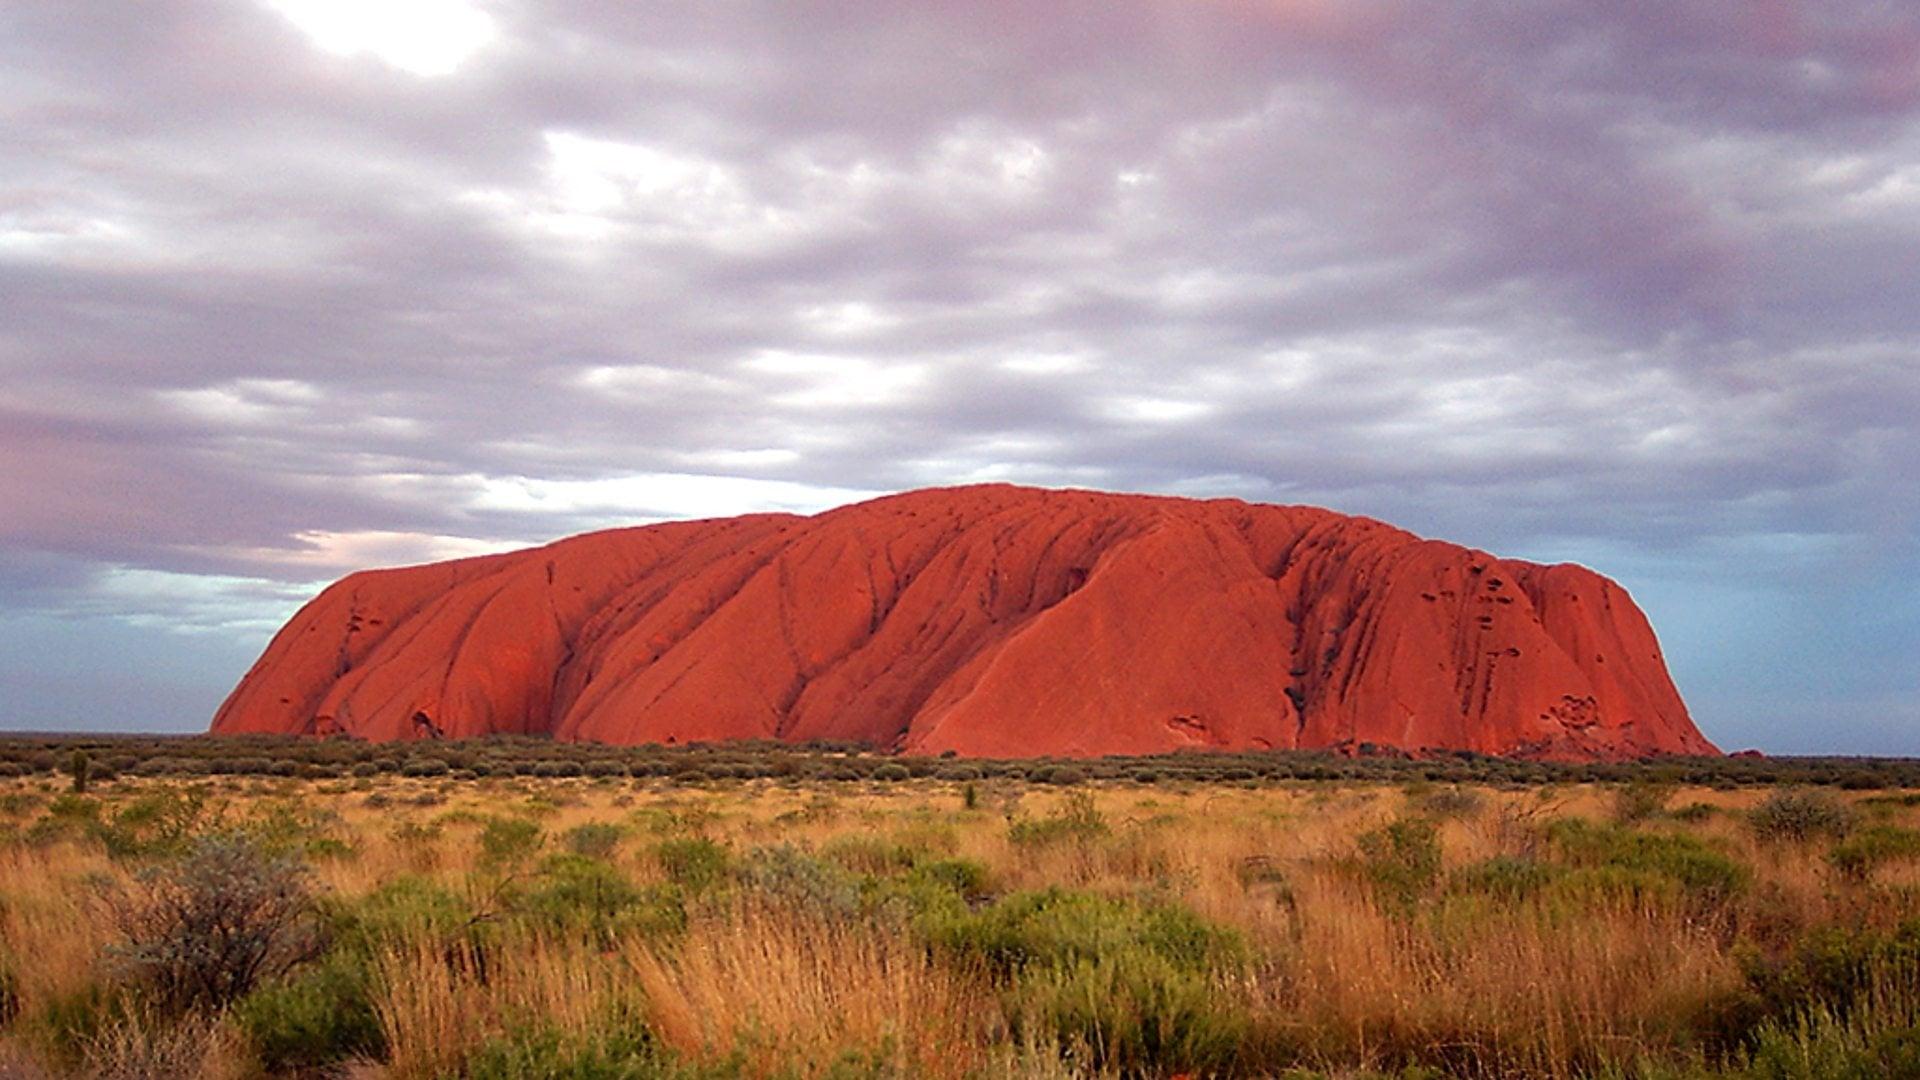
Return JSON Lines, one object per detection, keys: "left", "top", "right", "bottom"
{"left": 261, "top": 0, "right": 496, "bottom": 76}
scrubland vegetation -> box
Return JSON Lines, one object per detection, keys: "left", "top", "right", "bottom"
{"left": 1, "top": 737, "right": 1918, "bottom": 1078}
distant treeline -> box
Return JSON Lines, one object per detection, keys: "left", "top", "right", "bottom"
{"left": 0, "top": 733, "right": 1914, "bottom": 789}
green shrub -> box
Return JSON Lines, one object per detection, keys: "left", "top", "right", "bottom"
{"left": 924, "top": 889, "right": 1245, "bottom": 1074}
{"left": 479, "top": 816, "right": 545, "bottom": 868}
{"left": 1829, "top": 826, "right": 1920, "bottom": 880}
{"left": 1547, "top": 819, "right": 1748, "bottom": 906}
{"left": 1008, "top": 792, "right": 1108, "bottom": 848}
{"left": 518, "top": 854, "right": 683, "bottom": 943}
{"left": 1450, "top": 855, "right": 1560, "bottom": 902}
{"left": 461, "top": 1024, "right": 731, "bottom": 1080}
{"left": 94, "top": 787, "right": 219, "bottom": 859}
{"left": 1739, "top": 921, "right": 1920, "bottom": 1027}
{"left": 1749, "top": 789, "right": 1856, "bottom": 844}
{"left": 922, "top": 888, "right": 1243, "bottom": 977}
{"left": 906, "top": 857, "right": 991, "bottom": 898}
{"left": 335, "top": 877, "right": 473, "bottom": 953}
{"left": 871, "top": 763, "right": 912, "bottom": 782}
{"left": 563, "top": 822, "right": 626, "bottom": 860}
{"left": 654, "top": 837, "right": 731, "bottom": 894}
{"left": 1355, "top": 817, "right": 1442, "bottom": 906}
{"left": 64, "top": 750, "right": 91, "bottom": 794}
{"left": 1007, "top": 953, "right": 1245, "bottom": 1074}
{"left": 736, "top": 844, "right": 859, "bottom": 914}
{"left": 233, "top": 952, "right": 382, "bottom": 1073}
{"left": 1743, "top": 1001, "right": 1920, "bottom": 1080}
{"left": 1612, "top": 780, "right": 1678, "bottom": 824}
{"left": 1417, "top": 786, "right": 1484, "bottom": 819}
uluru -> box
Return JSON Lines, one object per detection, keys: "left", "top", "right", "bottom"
{"left": 211, "top": 484, "right": 1716, "bottom": 760}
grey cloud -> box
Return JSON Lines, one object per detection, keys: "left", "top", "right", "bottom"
{"left": 1, "top": 0, "right": 1916, "bottom": 744}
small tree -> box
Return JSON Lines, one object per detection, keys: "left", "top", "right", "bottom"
{"left": 66, "top": 749, "right": 92, "bottom": 794}
{"left": 105, "top": 834, "right": 324, "bottom": 1011}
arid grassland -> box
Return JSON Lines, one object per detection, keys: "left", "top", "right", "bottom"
{"left": 1, "top": 741, "right": 1918, "bottom": 1078}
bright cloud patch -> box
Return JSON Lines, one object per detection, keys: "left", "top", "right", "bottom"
{"left": 469, "top": 473, "right": 881, "bottom": 523}
{"left": 261, "top": 0, "right": 496, "bottom": 75}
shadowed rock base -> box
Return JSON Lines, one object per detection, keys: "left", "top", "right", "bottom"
{"left": 211, "top": 484, "right": 1716, "bottom": 760}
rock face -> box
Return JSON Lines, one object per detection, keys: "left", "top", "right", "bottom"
{"left": 211, "top": 484, "right": 1715, "bottom": 759}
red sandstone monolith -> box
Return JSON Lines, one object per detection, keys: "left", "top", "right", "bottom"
{"left": 211, "top": 484, "right": 1716, "bottom": 759}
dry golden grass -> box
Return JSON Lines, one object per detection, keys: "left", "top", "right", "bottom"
{"left": 0, "top": 843, "right": 119, "bottom": 1020}
{"left": 625, "top": 902, "right": 998, "bottom": 1077}
{"left": 371, "top": 934, "right": 635, "bottom": 1079}
{"left": 0, "top": 772, "right": 1916, "bottom": 1078}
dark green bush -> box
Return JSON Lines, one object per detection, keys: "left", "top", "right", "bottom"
{"left": 923, "top": 888, "right": 1243, "bottom": 976}
{"left": 233, "top": 953, "right": 382, "bottom": 1073}
{"left": 1450, "top": 855, "right": 1560, "bottom": 902}
{"left": 519, "top": 854, "right": 683, "bottom": 943}
{"left": 1829, "top": 826, "right": 1920, "bottom": 880}
{"left": 1749, "top": 789, "right": 1856, "bottom": 844}
{"left": 64, "top": 750, "right": 91, "bottom": 794}
{"left": 1547, "top": 819, "right": 1748, "bottom": 906}
{"left": 924, "top": 889, "right": 1245, "bottom": 1074}
{"left": 461, "top": 1024, "right": 733, "bottom": 1080}
{"left": 906, "top": 856, "right": 991, "bottom": 898}
{"left": 870, "top": 763, "right": 912, "bottom": 782}
{"left": 479, "top": 817, "right": 545, "bottom": 868}
{"left": 563, "top": 822, "right": 626, "bottom": 860}
{"left": 335, "top": 877, "right": 473, "bottom": 953}
{"left": 1732, "top": 920, "right": 1920, "bottom": 1051}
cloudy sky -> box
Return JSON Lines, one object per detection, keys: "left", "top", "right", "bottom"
{"left": 3, "top": 0, "right": 1917, "bottom": 753}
